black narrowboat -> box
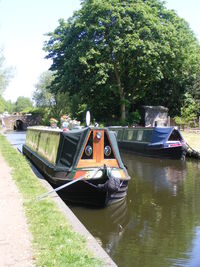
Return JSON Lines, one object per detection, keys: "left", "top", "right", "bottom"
{"left": 22, "top": 126, "right": 130, "bottom": 207}
{"left": 109, "top": 126, "right": 186, "bottom": 160}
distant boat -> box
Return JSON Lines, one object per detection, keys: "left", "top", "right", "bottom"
{"left": 23, "top": 126, "right": 130, "bottom": 207}
{"left": 108, "top": 126, "right": 187, "bottom": 160}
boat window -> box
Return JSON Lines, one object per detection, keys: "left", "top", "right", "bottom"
{"left": 142, "top": 129, "right": 153, "bottom": 142}
{"left": 104, "top": 132, "right": 115, "bottom": 159}
{"left": 137, "top": 130, "right": 143, "bottom": 141}
{"left": 127, "top": 130, "right": 133, "bottom": 141}
{"left": 121, "top": 128, "right": 153, "bottom": 143}
{"left": 81, "top": 131, "right": 93, "bottom": 159}
{"left": 123, "top": 130, "right": 132, "bottom": 141}
{"left": 131, "top": 130, "right": 138, "bottom": 141}
{"left": 117, "top": 129, "right": 123, "bottom": 140}
{"left": 168, "top": 129, "right": 183, "bottom": 141}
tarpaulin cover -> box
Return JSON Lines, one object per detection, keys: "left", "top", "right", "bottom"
{"left": 150, "top": 127, "right": 173, "bottom": 145}
{"left": 56, "top": 127, "right": 89, "bottom": 170}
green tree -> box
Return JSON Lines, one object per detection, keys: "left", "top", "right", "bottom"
{"left": 181, "top": 93, "right": 200, "bottom": 126}
{"left": 0, "top": 97, "right": 15, "bottom": 114}
{"left": 33, "top": 71, "right": 71, "bottom": 125}
{"left": 33, "top": 71, "right": 55, "bottom": 107}
{"left": 190, "top": 72, "right": 200, "bottom": 102}
{"left": 44, "top": 0, "right": 200, "bottom": 122}
{"left": 174, "top": 93, "right": 200, "bottom": 127}
{"left": 15, "top": 96, "right": 33, "bottom": 113}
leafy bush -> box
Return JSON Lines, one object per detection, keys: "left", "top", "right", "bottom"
{"left": 174, "top": 93, "right": 200, "bottom": 127}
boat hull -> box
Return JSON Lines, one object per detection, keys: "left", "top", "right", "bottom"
{"left": 23, "top": 144, "right": 129, "bottom": 207}
{"left": 118, "top": 141, "right": 186, "bottom": 160}
{"left": 54, "top": 178, "right": 128, "bottom": 207}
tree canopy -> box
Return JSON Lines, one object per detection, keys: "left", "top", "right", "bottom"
{"left": 15, "top": 96, "right": 33, "bottom": 112}
{"left": 190, "top": 72, "right": 200, "bottom": 102}
{"left": 44, "top": 0, "right": 200, "bottom": 123}
{"left": 33, "top": 71, "right": 72, "bottom": 125}
{"left": 33, "top": 71, "right": 55, "bottom": 107}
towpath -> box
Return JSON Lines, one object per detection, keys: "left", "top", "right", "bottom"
{"left": 0, "top": 153, "right": 34, "bottom": 267}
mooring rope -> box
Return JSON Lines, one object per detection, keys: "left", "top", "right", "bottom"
{"left": 36, "top": 167, "right": 102, "bottom": 201}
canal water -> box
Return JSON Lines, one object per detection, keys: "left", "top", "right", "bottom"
{"left": 6, "top": 132, "right": 200, "bottom": 267}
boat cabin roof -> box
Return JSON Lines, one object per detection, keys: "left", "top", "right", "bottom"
{"left": 151, "top": 127, "right": 183, "bottom": 144}
{"left": 109, "top": 126, "right": 184, "bottom": 144}
{"left": 57, "top": 127, "right": 123, "bottom": 169}
{"left": 25, "top": 126, "right": 126, "bottom": 171}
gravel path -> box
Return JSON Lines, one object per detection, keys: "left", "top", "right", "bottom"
{"left": 0, "top": 154, "right": 34, "bottom": 267}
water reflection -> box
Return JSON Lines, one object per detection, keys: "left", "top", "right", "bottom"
{"left": 70, "top": 198, "right": 131, "bottom": 257}
{"left": 113, "top": 154, "right": 200, "bottom": 267}
{"left": 71, "top": 153, "right": 200, "bottom": 267}
{"left": 186, "top": 227, "right": 200, "bottom": 267}
{"left": 5, "top": 131, "right": 26, "bottom": 152}
{"left": 123, "top": 151, "right": 187, "bottom": 196}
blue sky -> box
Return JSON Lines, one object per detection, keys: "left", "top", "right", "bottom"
{"left": 0, "top": 0, "right": 199, "bottom": 102}
{"left": 0, "top": 0, "right": 81, "bottom": 102}
{"left": 166, "top": 0, "right": 200, "bottom": 41}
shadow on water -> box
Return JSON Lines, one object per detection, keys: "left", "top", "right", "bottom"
{"left": 69, "top": 198, "right": 131, "bottom": 255}
{"left": 5, "top": 132, "right": 200, "bottom": 267}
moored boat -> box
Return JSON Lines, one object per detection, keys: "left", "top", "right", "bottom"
{"left": 109, "top": 126, "right": 187, "bottom": 160}
{"left": 22, "top": 126, "right": 130, "bottom": 207}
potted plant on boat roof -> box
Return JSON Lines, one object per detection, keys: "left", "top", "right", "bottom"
{"left": 60, "top": 115, "right": 70, "bottom": 131}
{"left": 50, "top": 117, "right": 58, "bottom": 128}
{"left": 60, "top": 115, "right": 68, "bottom": 123}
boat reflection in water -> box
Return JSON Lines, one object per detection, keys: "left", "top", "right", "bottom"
{"left": 71, "top": 153, "right": 199, "bottom": 267}
{"left": 123, "top": 152, "right": 187, "bottom": 197}
{"left": 111, "top": 153, "right": 199, "bottom": 267}
{"left": 70, "top": 197, "right": 131, "bottom": 257}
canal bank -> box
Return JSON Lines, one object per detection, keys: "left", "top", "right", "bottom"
{"left": 0, "top": 133, "right": 116, "bottom": 267}
{"left": 181, "top": 130, "right": 200, "bottom": 159}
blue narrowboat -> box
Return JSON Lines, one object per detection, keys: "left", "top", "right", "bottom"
{"left": 109, "top": 126, "right": 187, "bottom": 160}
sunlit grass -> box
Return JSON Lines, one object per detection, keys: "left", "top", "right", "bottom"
{"left": 0, "top": 134, "right": 103, "bottom": 267}
{"left": 181, "top": 131, "right": 200, "bottom": 151}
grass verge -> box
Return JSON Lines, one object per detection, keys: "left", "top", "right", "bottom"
{"left": 0, "top": 134, "right": 103, "bottom": 267}
{"left": 181, "top": 131, "right": 200, "bottom": 151}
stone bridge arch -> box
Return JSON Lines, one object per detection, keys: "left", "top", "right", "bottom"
{"left": 1, "top": 114, "right": 42, "bottom": 131}
{"left": 14, "top": 119, "right": 24, "bottom": 130}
